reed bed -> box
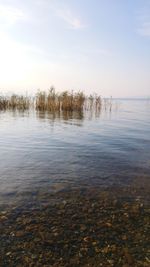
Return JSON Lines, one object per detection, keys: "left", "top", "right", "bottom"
{"left": 35, "top": 88, "right": 104, "bottom": 112}
{"left": 0, "top": 95, "right": 31, "bottom": 111}
{"left": 35, "top": 88, "right": 85, "bottom": 112}
{"left": 0, "top": 89, "right": 112, "bottom": 112}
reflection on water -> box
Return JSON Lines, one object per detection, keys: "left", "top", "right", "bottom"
{"left": 0, "top": 100, "right": 150, "bottom": 206}
{"left": 36, "top": 110, "right": 84, "bottom": 124}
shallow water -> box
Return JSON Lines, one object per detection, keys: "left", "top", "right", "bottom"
{"left": 0, "top": 100, "right": 150, "bottom": 206}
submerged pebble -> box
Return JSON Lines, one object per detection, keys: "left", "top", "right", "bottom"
{"left": 0, "top": 186, "right": 149, "bottom": 267}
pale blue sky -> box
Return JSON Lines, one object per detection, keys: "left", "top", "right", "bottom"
{"left": 0, "top": 0, "right": 150, "bottom": 97}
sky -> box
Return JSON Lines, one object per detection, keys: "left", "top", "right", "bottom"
{"left": 0, "top": 0, "right": 150, "bottom": 97}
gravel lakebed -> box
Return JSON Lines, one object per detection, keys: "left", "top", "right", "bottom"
{"left": 0, "top": 185, "right": 150, "bottom": 267}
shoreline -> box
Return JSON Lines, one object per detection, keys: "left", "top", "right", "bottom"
{"left": 0, "top": 184, "right": 149, "bottom": 267}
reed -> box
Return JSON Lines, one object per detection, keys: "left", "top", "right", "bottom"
{"left": 35, "top": 88, "right": 85, "bottom": 112}
{"left": 85, "top": 94, "right": 102, "bottom": 111}
{"left": 0, "top": 94, "right": 31, "bottom": 110}
{"left": 0, "top": 96, "right": 8, "bottom": 110}
{"left": 0, "top": 89, "right": 113, "bottom": 112}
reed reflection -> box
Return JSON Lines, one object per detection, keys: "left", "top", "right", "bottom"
{"left": 36, "top": 110, "right": 84, "bottom": 127}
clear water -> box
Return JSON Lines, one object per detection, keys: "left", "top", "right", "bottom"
{"left": 0, "top": 100, "right": 150, "bottom": 206}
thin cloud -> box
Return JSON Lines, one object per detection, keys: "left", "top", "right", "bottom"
{"left": 0, "top": 4, "right": 27, "bottom": 26}
{"left": 94, "top": 48, "right": 111, "bottom": 56}
{"left": 136, "top": 4, "right": 150, "bottom": 37}
{"left": 137, "top": 22, "right": 150, "bottom": 37}
{"left": 35, "top": 1, "right": 86, "bottom": 30}
{"left": 56, "top": 8, "right": 86, "bottom": 30}
{"left": 73, "top": 44, "right": 111, "bottom": 57}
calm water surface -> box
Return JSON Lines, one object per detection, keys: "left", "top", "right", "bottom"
{"left": 0, "top": 100, "right": 150, "bottom": 206}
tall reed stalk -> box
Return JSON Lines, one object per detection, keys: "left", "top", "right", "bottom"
{"left": 0, "top": 94, "right": 31, "bottom": 110}
{"left": 36, "top": 88, "right": 85, "bottom": 112}
{"left": 0, "top": 89, "right": 112, "bottom": 112}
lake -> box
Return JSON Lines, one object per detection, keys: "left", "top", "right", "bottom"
{"left": 0, "top": 99, "right": 150, "bottom": 266}
{"left": 0, "top": 99, "right": 149, "bottom": 207}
